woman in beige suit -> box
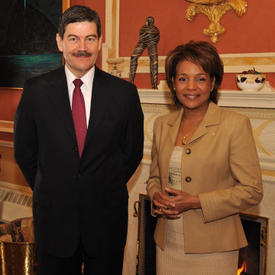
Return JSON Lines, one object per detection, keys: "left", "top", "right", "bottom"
{"left": 146, "top": 41, "right": 263, "bottom": 275}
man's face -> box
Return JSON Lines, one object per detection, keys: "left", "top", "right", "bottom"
{"left": 56, "top": 21, "right": 102, "bottom": 78}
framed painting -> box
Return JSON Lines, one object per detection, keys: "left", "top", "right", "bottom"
{"left": 0, "top": 0, "right": 70, "bottom": 88}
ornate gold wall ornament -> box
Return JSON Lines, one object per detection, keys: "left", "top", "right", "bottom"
{"left": 185, "top": 0, "right": 247, "bottom": 43}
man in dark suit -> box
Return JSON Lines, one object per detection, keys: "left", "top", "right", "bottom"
{"left": 14, "top": 5, "right": 144, "bottom": 275}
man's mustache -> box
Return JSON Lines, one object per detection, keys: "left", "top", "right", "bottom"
{"left": 72, "top": 51, "right": 92, "bottom": 57}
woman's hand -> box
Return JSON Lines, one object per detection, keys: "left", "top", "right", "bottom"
{"left": 153, "top": 191, "right": 181, "bottom": 219}
{"left": 164, "top": 187, "right": 201, "bottom": 214}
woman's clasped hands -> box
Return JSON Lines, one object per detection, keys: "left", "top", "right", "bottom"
{"left": 153, "top": 187, "right": 201, "bottom": 219}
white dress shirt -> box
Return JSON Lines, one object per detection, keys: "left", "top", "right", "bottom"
{"left": 65, "top": 65, "right": 95, "bottom": 127}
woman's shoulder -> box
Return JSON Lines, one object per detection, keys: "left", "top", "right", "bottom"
{"left": 209, "top": 103, "right": 249, "bottom": 124}
{"left": 218, "top": 105, "right": 249, "bottom": 124}
{"left": 211, "top": 104, "right": 252, "bottom": 135}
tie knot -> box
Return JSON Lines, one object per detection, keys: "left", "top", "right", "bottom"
{"left": 73, "top": 79, "right": 83, "bottom": 88}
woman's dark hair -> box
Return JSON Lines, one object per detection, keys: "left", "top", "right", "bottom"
{"left": 58, "top": 5, "right": 101, "bottom": 39}
{"left": 165, "top": 40, "right": 224, "bottom": 105}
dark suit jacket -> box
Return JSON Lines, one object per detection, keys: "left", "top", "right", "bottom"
{"left": 14, "top": 66, "right": 144, "bottom": 257}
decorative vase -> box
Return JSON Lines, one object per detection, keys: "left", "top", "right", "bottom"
{"left": 236, "top": 69, "right": 266, "bottom": 91}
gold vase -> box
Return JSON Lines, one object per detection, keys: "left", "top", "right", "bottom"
{"left": 0, "top": 242, "right": 38, "bottom": 275}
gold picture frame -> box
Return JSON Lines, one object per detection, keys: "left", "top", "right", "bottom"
{"left": 63, "top": 0, "right": 70, "bottom": 12}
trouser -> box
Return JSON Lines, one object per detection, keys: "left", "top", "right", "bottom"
{"left": 37, "top": 241, "right": 124, "bottom": 275}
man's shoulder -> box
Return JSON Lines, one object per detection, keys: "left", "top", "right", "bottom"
{"left": 95, "top": 67, "right": 136, "bottom": 91}
{"left": 25, "top": 67, "right": 65, "bottom": 87}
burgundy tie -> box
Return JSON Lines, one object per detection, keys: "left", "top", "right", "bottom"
{"left": 72, "top": 79, "right": 87, "bottom": 157}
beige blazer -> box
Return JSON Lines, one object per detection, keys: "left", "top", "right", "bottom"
{"left": 146, "top": 102, "right": 263, "bottom": 253}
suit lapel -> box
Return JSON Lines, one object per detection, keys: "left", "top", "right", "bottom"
{"left": 47, "top": 67, "right": 110, "bottom": 158}
{"left": 85, "top": 67, "right": 108, "bottom": 145}
{"left": 46, "top": 67, "right": 76, "bottom": 137}
{"left": 44, "top": 67, "right": 112, "bottom": 158}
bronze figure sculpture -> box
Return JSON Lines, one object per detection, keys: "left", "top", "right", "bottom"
{"left": 130, "top": 16, "right": 160, "bottom": 89}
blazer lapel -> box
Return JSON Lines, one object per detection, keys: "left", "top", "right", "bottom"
{"left": 159, "top": 103, "right": 221, "bottom": 189}
{"left": 190, "top": 102, "right": 221, "bottom": 144}
{"left": 167, "top": 108, "right": 184, "bottom": 146}
{"left": 159, "top": 108, "right": 183, "bottom": 188}
{"left": 165, "top": 102, "right": 221, "bottom": 147}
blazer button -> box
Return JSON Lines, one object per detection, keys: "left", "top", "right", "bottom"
{"left": 185, "top": 176, "right": 191, "bottom": 183}
{"left": 185, "top": 148, "right": 191, "bottom": 154}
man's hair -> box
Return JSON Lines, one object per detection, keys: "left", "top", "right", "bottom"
{"left": 58, "top": 5, "right": 101, "bottom": 39}
{"left": 165, "top": 40, "right": 224, "bottom": 105}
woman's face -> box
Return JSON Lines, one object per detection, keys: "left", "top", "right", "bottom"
{"left": 173, "top": 60, "right": 215, "bottom": 112}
